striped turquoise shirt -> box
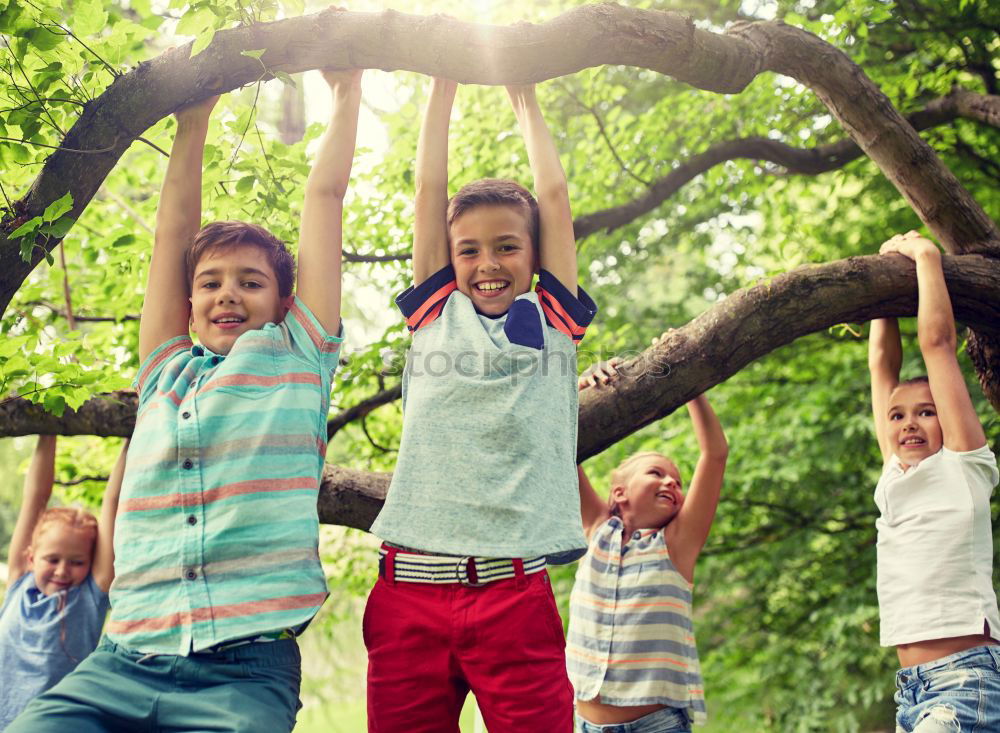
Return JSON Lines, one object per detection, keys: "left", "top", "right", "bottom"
{"left": 108, "top": 298, "right": 342, "bottom": 654}
{"left": 567, "top": 517, "right": 707, "bottom": 723}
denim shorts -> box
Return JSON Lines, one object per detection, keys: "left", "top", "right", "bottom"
{"left": 576, "top": 706, "right": 691, "bottom": 733}
{"left": 894, "top": 644, "right": 1000, "bottom": 732}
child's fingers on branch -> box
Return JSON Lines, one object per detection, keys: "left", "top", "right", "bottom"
{"left": 320, "top": 68, "right": 364, "bottom": 89}
{"left": 174, "top": 94, "right": 220, "bottom": 124}
{"left": 878, "top": 230, "right": 939, "bottom": 260}
{"left": 578, "top": 357, "right": 623, "bottom": 391}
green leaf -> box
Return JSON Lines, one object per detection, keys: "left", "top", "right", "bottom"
{"left": 22, "top": 27, "right": 64, "bottom": 52}
{"left": 236, "top": 175, "right": 255, "bottom": 193}
{"left": 273, "top": 71, "right": 296, "bottom": 88}
{"left": 43, "top": 192, "right": 74, "bottom": 222}
{"left": 241, "top": 49, "right": 266, "bottom": 60}
{"left": 43, "top": 391, "right": 66, "bottom": 417}
{"left": 9, "top": 215, "right": 42, "bottom": 238}
{"left": 176, "top": 6, "right": 214, "bottom": 36}
{"left": 191, "top": 28, "right": 215, "bottom": 57}
{"left": 73, "top": 0, "right": 108, "bottom": 36}
{"left": 39, "top": 215, "right": 75, "bottom": 238}
{"left": 111, "top": 233, "right": 136, "bottom": 248}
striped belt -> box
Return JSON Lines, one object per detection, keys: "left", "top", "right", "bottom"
{"left": 378, "top": 544, "right": 546, "bottom": 587}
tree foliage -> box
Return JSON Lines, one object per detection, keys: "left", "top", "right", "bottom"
{"left": 2, "top": 0, "right": 999, "bottom": 729}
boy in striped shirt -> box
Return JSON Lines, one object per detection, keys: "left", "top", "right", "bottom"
{"left": 365, "top": 79, "right": 597, "bottom": 732}
{"left": 8, "top": 69, "right": 362, "bottom": 732}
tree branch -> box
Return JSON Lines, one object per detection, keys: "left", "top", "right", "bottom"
{"left": 574, "top": 88, "right": 999, "bottom": 240}
{"left": 4, "top": 254, "right": 999, "bottom": 529}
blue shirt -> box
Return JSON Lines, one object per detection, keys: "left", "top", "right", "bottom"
{"left": 371, "top": 266, "right": 597, "bottom": 559}
{"left": 0, "top": 572, "right": 108, "bottom": 730}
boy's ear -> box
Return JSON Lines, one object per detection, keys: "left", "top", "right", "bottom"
{"left": 610, "top": 484, "right": 627, "bottom": 506}
{"left": 280, "top": 294, "right": 294, "bottom": 316}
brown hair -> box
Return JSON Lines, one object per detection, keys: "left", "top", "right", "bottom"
{"left": 185, "top": 221, "right": 296, "bottom": 298}
{"left": 447, "top": 179, "right": 540, "bottom": 251}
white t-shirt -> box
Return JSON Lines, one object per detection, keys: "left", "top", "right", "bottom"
{"left": 875, "top": 444, "right": 1000, "bottom": 646}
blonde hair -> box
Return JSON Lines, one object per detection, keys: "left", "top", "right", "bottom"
{"left": 29, "top": 507, "right": 98, "bottom": 559}
{"left": 608, "top": 451, "right": 674, "bottom": 517}
{"left": 27, "top": 507, "right": 98, "bottom": 663}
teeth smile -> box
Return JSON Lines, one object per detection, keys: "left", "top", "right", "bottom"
{"left": 475, "top": 281, "right": 507, "bottom": 292}
{"left": 214, "top": 317, "right": 244, "bottom": 324}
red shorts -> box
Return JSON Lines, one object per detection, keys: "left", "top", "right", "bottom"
{"left": 363, "top": 557, "right": 573, "bottom": 732}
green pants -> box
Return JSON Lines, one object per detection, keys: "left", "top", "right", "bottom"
{"left": 6, "top": 636, "right": 301, "bottom": 733}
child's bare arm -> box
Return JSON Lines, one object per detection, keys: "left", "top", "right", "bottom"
{"left": 576, "top": 360, "right": 623, "bottom": 537}
{"left": 667, "top": 394, "right": 728, "bottom": 582}
{"left": 869, "top": 318, "right": 902, "bottom": 463}
{"left": 140, "top": 95, "right": 219, "bottom": 364}
{"left": 92, "top": 439, "right": 128, "bottom": 593}
{"left": 413, "top": 78, "right": 457, "bottom": 286}
{"left": 577, "top": 465, "right": 608, "bottom": 541}
{"left": 881, "top": 231, "right": 986, "bottom": 451}
{"left": 506, "top": 85, "right": 577, "bottom": 295}
{"left": 297, "top": 70, "right": 362, "bottom": 334}
{"left": 7, "top": 435, "right": 56, "bottom": 588}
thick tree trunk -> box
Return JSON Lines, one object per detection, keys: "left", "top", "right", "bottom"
{"left": 4, "top": 254, "right": 997, "bottom": 530}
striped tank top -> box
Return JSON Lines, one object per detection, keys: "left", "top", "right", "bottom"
{"left": 566, "top": 517, "right": 706, "bottom": 724}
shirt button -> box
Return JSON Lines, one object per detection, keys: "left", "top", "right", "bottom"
{"left": 181, "top": 411, "right": 191, "bottom": 420}
{"left": 186, "top": 515, "right": 197, "bottom": 525}
{"left": 184, "top": 569, "right": 198, "bottom": 581}
{"left": 633, "top": 531, "right": 641, "bottom": 540}
{"left": 182, "top": 459, "right": 193, "bottom": 470}
{"left": 211, "top": 356, "right": 221, "bottom": 365}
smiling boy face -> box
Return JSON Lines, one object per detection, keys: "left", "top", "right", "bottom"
{"left": 449, "top": 204, "right": 537, "bottom": 317}
{"left": 887, "top": 381, "right": 944, "bottom": 467}
{"left": 189, "top": 244, "right": 292, "bottom": 355}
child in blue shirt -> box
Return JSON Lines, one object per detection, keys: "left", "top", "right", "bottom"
{"left": 365, "top": 79, "right": 597, "bottom": 731}
{"left": 1, "top": 435, "right": 126, "bottom": 730}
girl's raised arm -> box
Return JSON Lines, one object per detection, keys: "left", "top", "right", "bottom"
{"left": 667, "top": 395, "right": 728, "bottom": 582}
{"left": 880, "top": 232, "right": 986, "bottom": 452}
{"left": 7, "top": 436, "right": 56, "bottom": 588}
{"left": 92, "top": 440, "right": 129, "bottom": 593}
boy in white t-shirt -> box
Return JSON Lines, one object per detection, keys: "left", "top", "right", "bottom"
{"left": 869, "top": 230, "right": 1000, "bottom": 733}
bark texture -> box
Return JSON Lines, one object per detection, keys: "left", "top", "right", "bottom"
{"left": 4, "top": 254, "right": 998, "bottom": 529}
{"left": 3, "top": 7, "right": 998, "bottom": 312}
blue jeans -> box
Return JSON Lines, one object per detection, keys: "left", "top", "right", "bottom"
{"left": 576, "top": 707, "right": 691, "bottom": 733}
{"left": 894, "top": 644, "right": 1000, "bottom": 732}
{"left": 6, "top": 636, "right": 302, "bottom": 732}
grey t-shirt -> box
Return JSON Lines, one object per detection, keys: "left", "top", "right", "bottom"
{"left": 371, "top": 266, "right": 597, "bottom": 559}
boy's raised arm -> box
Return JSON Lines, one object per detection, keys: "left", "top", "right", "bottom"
{"left": 880, "top": 232, "right": 986, "bottom": 452}
{"left": 413, "top": 78, "right": 457, "bottom": 286}
{"left": 670, "top": 394, "right": 728, "bottom": 581}
{"left": 507, "top": 85, "right": 577, "bottom": 296}
{"left": 868, "top": 317, "right": 902, "bottom": 463}
{"left": 140, "top": 96, "right": 219, "bottom": 364}
{"left": 297, "top": 70, "right": 363, "bottom": 335}
{"left": 7, "top": 435, "right": 56, "bottom": 588}
{"left": 92, "top": 439, "right": 128, "bottom": 593}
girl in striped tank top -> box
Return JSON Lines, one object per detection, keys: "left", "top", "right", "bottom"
{"left": 568, "top": 357, "right": 728, "bottom": 732}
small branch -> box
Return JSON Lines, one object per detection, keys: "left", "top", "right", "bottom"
{"left": 360, "top": 413, "right": 396, "bottom": 454}
{"left": 58, "top": 243, "right": 76, "bottom": 332}
{"left": 21, "top": 300, "right": 139, "bottom": 322}
{"left": 3, "top": 37, "right": 65, "bottom": 137}
{"left": 137, "top": 136, "right": 169, "bottom": 157}
{"left": 97, "top": 188, "right": 153, "bottom": 234}
{"left": 327, "top": 383, "right": 401, "bottom": 438}
{"left": 0, "top": 135, "right": 118, "bottom": 155}
{"left": 55, "top": 475, "right": 109, "bottom": 486}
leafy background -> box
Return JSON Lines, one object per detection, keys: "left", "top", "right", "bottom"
{"left": 2, "top": 0, "right": 999, "bottom": 730}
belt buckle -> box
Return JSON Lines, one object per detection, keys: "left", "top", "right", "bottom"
{"left": 455, "top": 556, "right": 485, "bottom": 587}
